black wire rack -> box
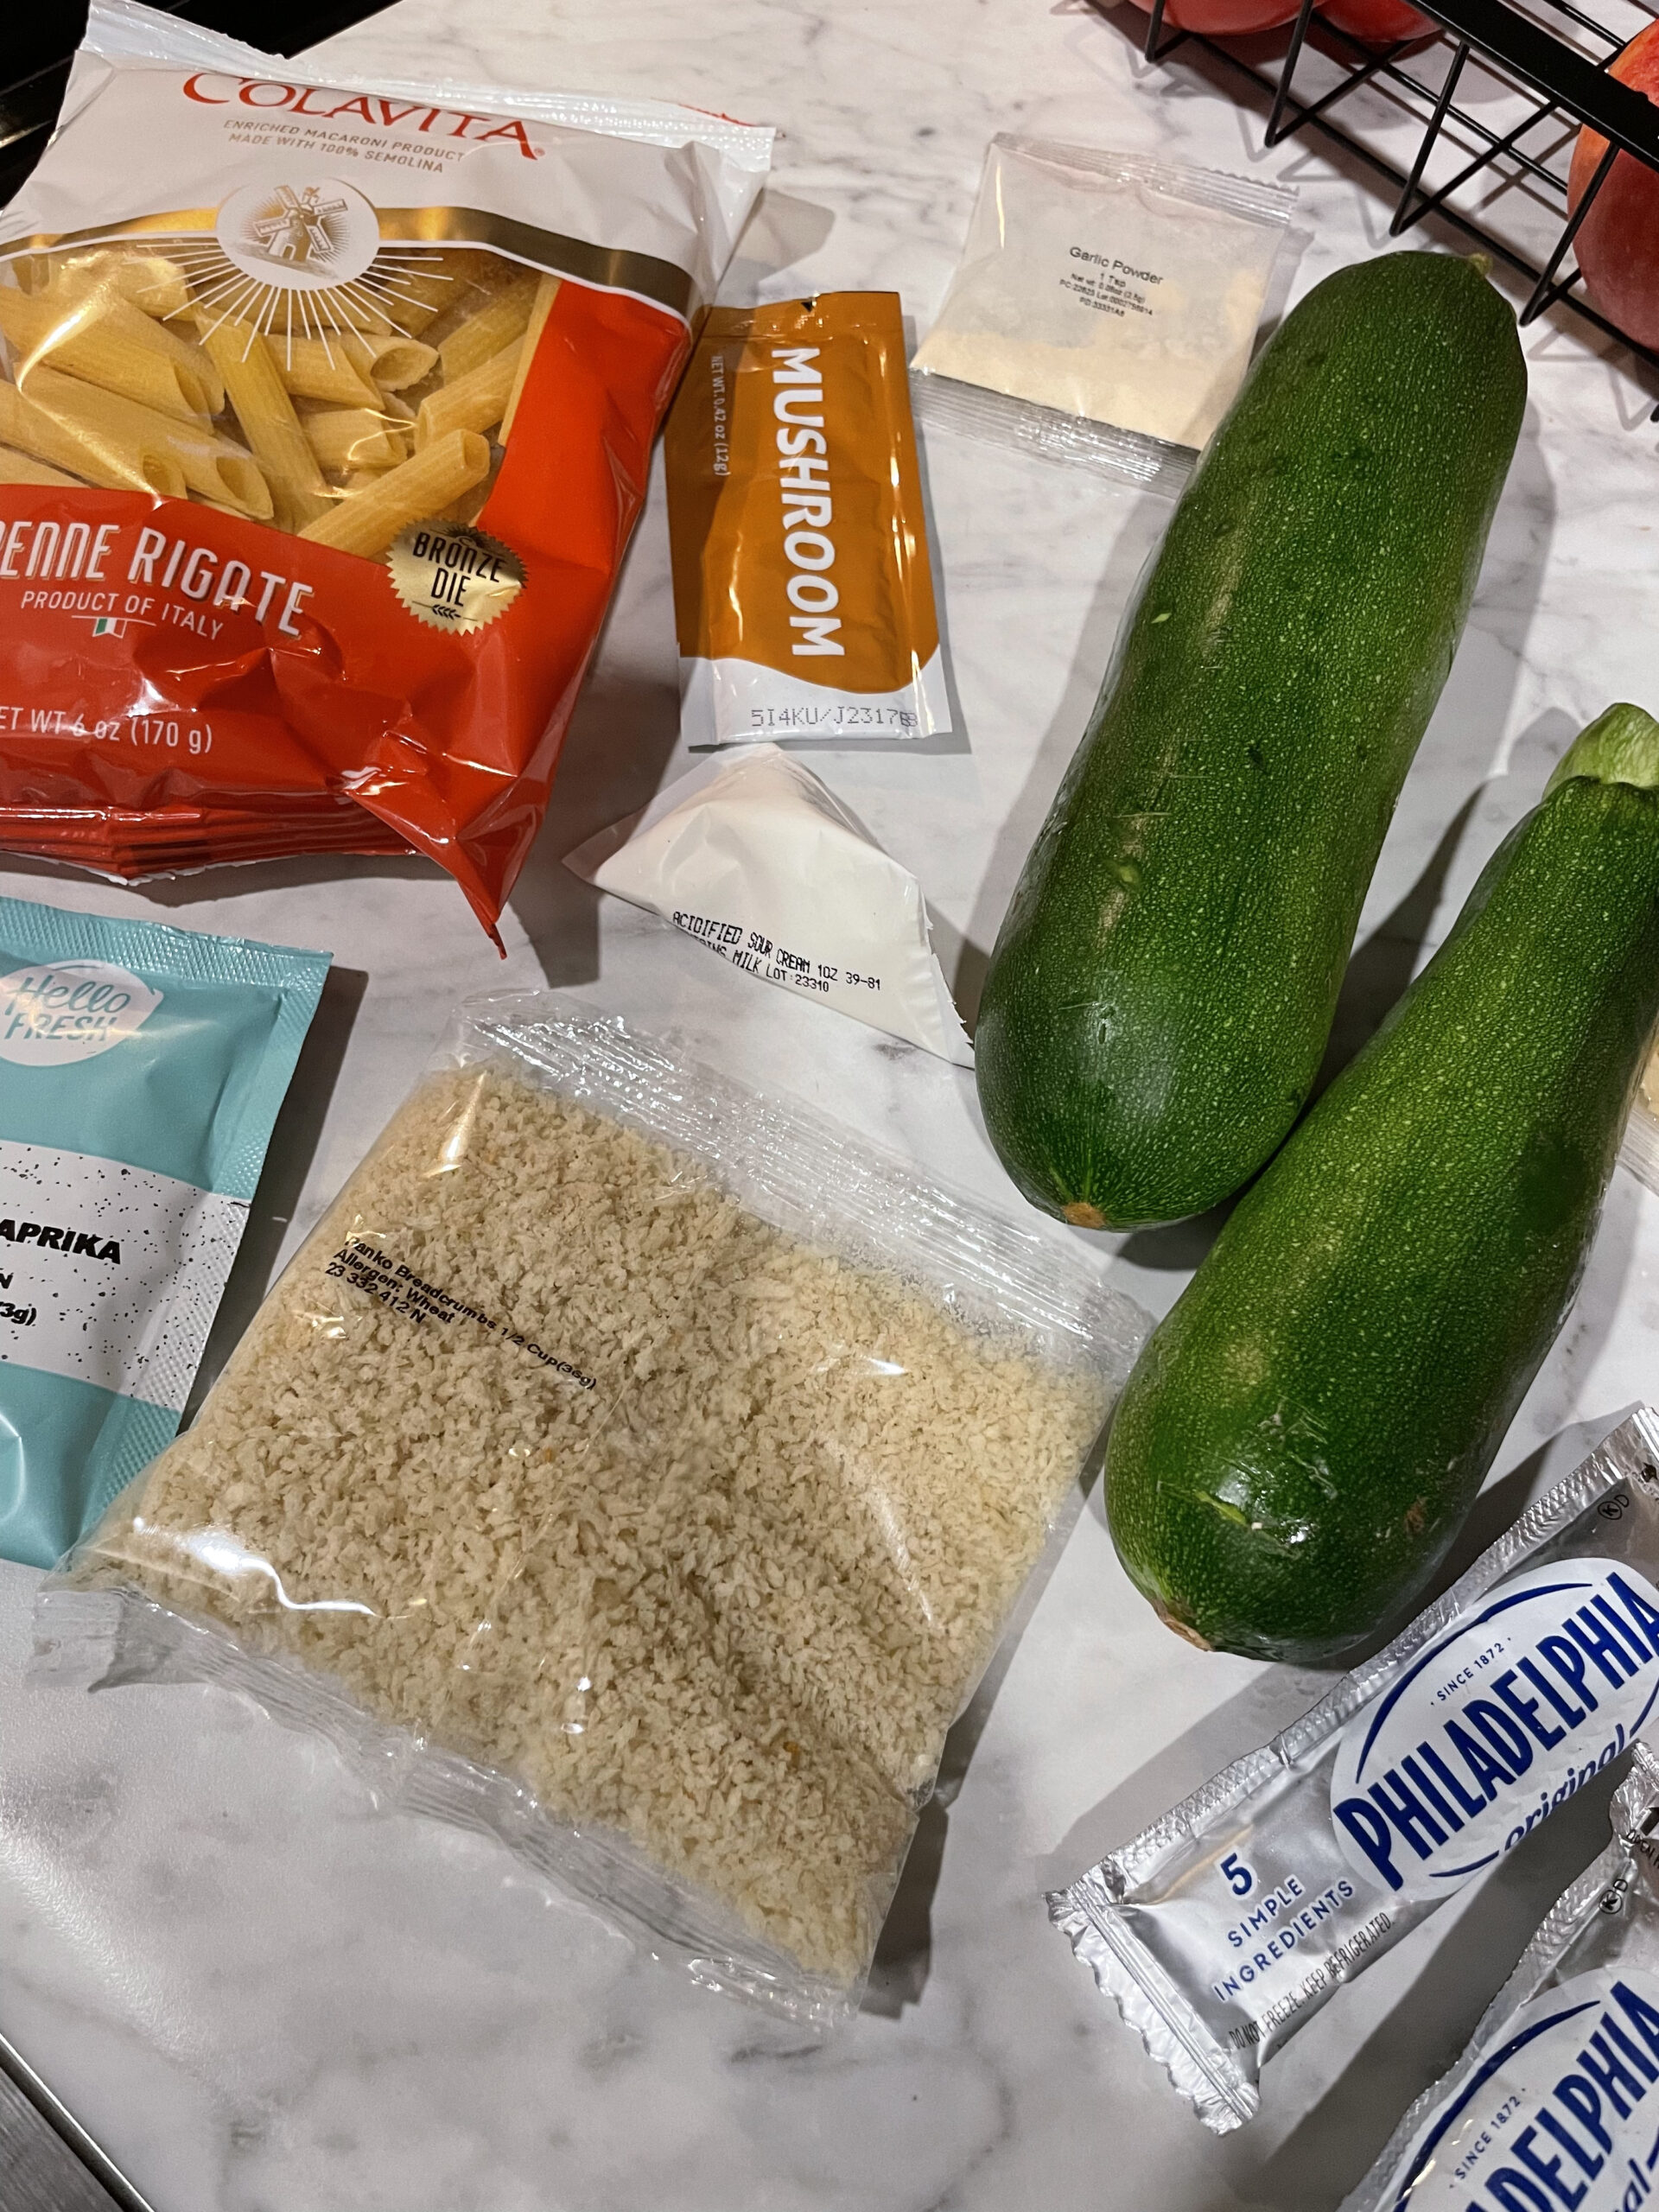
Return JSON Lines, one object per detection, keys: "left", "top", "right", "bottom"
{"left": 1128, "top": 0, "right": 1659, "bottom": 413}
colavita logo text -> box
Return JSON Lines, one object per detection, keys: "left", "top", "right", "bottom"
{"left": 181, "top": 75, "right": 541, "bottom": 157}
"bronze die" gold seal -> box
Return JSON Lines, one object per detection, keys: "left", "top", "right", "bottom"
{"left": 387, "top": 522, "right": 524, "bottom": 635}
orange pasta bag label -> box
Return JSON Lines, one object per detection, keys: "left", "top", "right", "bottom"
{"left": 665, "top": 294, "right": 952, "bottom": 749}
{"left": 0, "top": 1, "right": 771, "bottom": 942}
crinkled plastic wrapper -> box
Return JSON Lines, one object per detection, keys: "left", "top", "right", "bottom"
{"left": 1620, "top": 1047, "right": 1659, "bottom": 1198}
{"left": 1344, "top": 1745, "right": 1659, "bottom": 2212}
{"left": 0, "top": 2, "right": 772, "bottom": 941}
{"left": 912, "top": 137, "right": 1294, "bottom": 490}
{"left": 1048, "top": 1410, "right": 1659, "bottom": 2131}
{"left": 35, "top": 996, "right": 1147, "bottom": 2021}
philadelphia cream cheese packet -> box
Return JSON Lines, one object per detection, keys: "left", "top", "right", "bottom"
{"left": 1344, "top": 1742, "right": 1659, "bottom": 2212}
{"left": 1048, "top": 1409, "right": 1659, "bottom": 2133}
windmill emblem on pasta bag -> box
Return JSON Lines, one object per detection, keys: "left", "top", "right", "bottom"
{"left": 209, "top": 175, "right": 388, "bottom": 308}
{"left": 243, "top": 185, "right": 350, "bottom": 270}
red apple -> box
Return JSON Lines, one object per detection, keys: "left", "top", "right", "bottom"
{"left": 1567, "top": 17, "right": 1659, "bottom": 352}
{"left": 1120, "top": 0, "right": 1301, "bottom": 37}
{"left": 1316, "top": 0, "right": 1436, "bottom": 47}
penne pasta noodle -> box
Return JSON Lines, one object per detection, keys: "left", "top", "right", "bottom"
{"left": 45, "top": 251, "right": 194, "bottom": 321}
{"left": 311, "top": 297, "right": 392, "bottom": 335}
{"left": 436, "top": 270, "right": 543, "bottom": 382}
{"left": 270, "top": 335, "right": 380, "bottom": 408}
{"left": 438, "top": 476, "right": 495, "bottom": 529}
{"left": 385, "top": 248, "right": 511, "bottom": 338}
{"left": 0, "top": 442, "right": 82, "bottom": 488}
{"left": 0, "top": 364, "right": 270, "bottom": 517}
{"left": 112, "top": 256, "right": 194, "bottom": 321}
{"left": 299, "top": 428, "right": 490, "bottom": 557}
{"left": 272, "top": 332, "right": 436, "bottom": 407}
{"left": 415, "top": 337, "right": 521, "bottom": 449}
{"left": 6, "top": 256, "right": 56, "bottom": 297}
{"left": 359, "top": 334, "right": 438, "bottom": 391}
{"left": 0, "top": 372, "right": 186, "bottom": 499}
{"left": 0, "top": 288, "right": 223, "bottom": 422}
{"left": 194, "top": 319, "right": 332, "bottom": 530}
{"left": 499, "top": 276, "right": 560, "bottom": 444}
{"left": 300, "top": 406, "right": 409, "bottom": 473}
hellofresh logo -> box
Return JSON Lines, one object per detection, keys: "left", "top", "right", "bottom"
{"left": 0, "top": 959, "right": 162, "bottom": 1065}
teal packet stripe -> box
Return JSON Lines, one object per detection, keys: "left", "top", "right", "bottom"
{"left": 0, "top": 896, "right": 330, "bottom": 1568}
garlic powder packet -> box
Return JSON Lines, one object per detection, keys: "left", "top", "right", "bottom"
{"left": 565, "top": 746, "right": 973, "bottom": 1065}
{"left": 913, "top": 137, "right": 1296, "bottom": 486}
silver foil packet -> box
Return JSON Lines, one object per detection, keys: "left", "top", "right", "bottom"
{"left": 1343, "top": 1743, "right": 1659, "bottom": 2212}
{"left": 1048, "top": 1408, "right": 1659, "bottom": 2133}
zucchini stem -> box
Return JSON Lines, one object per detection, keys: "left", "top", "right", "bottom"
{"left": 1545, "top": 702, "right": 1659, "bottom": 797}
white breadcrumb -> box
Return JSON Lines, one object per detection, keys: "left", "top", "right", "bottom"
{"left": 80, "top": 1067, "right": 1108, "bottom": 1984}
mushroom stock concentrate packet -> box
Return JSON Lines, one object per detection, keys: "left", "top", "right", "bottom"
{"left": 664, "top": 293, "right": 953, "bottom": 750}
{"left": 0, "top": 894, "right": 327, "bottom": 1569}
{"left": 0, "top": 0, "right": 772, "bottom": 938}
{"left": 1049, "top": 1410, "right": 1659, "bottom": 2132}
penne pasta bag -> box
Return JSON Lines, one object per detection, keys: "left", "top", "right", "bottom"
{"left": 0, "top": 0, "right": 772, "bottom": 942}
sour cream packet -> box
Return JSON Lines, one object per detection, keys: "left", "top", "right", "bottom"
{"left": 0, "top": 894, "right": 327, "bottom": 1567}
{"left": 1344, "top": 1743, "right": 1659, "bottom": 2212}
{"left": 1049, "top": 1409, "right": 1659, "bottom": 2133}
{"left": 564, "top": 745, "right": 973, "bottom": 1065}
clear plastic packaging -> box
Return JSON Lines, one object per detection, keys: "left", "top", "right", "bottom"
{"left": 34, "top": 995, "right": 1147, "bottom": 2022}
{"left": 912, "top": 137, "right": 1295, "bottom": 489}
{"left": 0, "top": 0, "right": 772, "bottom": 938}
{"left": 1343, "top": 1742, "right": 1659, "bottom": 2212}
{"left": 1048, "top": 1409, "right": 1659, "bottom": 2131}
{"left": 1621, "top": 1050, "right": 1659, "bottom": 1195}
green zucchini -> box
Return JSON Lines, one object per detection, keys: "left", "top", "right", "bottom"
{"left": 975, "top": 252, "right": 1525, "bottom": 1230}
{"left": 1104, "top": 705, "right": 1659, "bottom": 1664}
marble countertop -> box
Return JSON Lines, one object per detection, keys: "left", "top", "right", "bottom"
{"left": 3, "top": 0, "right": 1659, "bottom": 2205}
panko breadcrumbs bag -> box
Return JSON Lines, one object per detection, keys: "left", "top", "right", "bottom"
{"left": 35, "top": 996, "right": 1147, "bottom": 2019}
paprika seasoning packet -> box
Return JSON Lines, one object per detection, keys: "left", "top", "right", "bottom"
{"left": 0, "top": 893, "right": 328, "bottom": 1570}
{"left": 664, "top": 293, "right": 955, "bottom": 750}
{"left": 0, "top": 0, "right": 772, "bottom": 942}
